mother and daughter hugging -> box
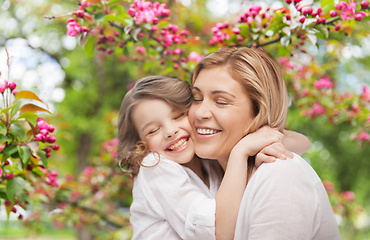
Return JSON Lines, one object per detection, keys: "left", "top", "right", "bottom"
{"left": 117, "top": 47, "right": 341, "bottom": 240}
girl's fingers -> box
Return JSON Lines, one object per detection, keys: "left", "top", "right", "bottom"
{"left": 255, "top": 152, "right": 276, "bottom": 167}
{"left": 262, "top": 143, "right": 294, "bottom": 159}
{"left": 260, "top": 144, "right": 287, "bottom": 160}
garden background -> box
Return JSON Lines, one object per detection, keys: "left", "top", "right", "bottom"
{"left": 0, "top": 0, "right": 370, "bottom": 239}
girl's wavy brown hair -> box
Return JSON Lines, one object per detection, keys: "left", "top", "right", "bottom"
{"left": 117, "top": 75, "right": 192, "bottom": 177}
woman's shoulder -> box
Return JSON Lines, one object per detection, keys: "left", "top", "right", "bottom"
{"left": 253, "top": 153, "right": 321, "bottom": 185}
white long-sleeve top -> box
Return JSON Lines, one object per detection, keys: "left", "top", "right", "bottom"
{"left": 234, "top": 153, "right": 341, "bottom": 240}
{"left": 130, "top": 153, "right": 222, "bottom": 240}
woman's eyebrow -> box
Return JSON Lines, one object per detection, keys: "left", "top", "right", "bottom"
{"left": 211, "top": 90, "right": 236, "bottom": 98}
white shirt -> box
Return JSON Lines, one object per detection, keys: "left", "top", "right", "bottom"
{"left": 234, "top": 153, "right": 341, "bottom": 240}
{"left": 130, "top": 153, "right": 222, "bottom": 240}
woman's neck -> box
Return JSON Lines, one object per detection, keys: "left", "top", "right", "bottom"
{"left": 217, "top": 156, "right": 228, "bottom": 171}
{"left": 182, "top": 155, "right": 210, "bottom": 188}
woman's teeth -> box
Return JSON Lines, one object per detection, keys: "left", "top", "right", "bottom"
{"left": 197, "top": 128, "right": 220, "bottom": 135}
{"left": 169, "top": 138, "right": 187, "bottom": 151}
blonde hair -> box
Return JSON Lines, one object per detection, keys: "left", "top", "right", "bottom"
{"left": 117, "top": 75, "right": 192, "bottom": 177}
{"left": 193, "top": 47, "right": 288, "bottom": 134}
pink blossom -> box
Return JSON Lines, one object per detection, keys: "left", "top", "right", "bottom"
{"left": 173, "top": 48, "right": 181, "bottom": 55}
{"left": 308, "top": 103, "right": 326, "bottom": 118}
{"left": 232, "top": 28, "right": 241, "bottom": 34}
{"left": 83, "top": 166, "right": 94, "bottom": 177}
{"left": 351, "top": 104, "right": 360, "bottom": 112}
{"left": 66, "top": 21, "right": 81, "bottom": 37}
{"left": 301, "top": 89, "right": 309, "bottom": 96}
{"left": 135, "top": 46, "right": 146, "bottom": 54}
{"left": 0, "top": 167, "right": 2, "bottom": 178}
{"left": 342, "top": 191, "right": 355, "bottom": 201}
{"left": 362, "top": 85, "right": 370, "bottom": 100}
{"left": 0, "top": 82, "right": 7, "bottom": 93}
{"left": 313, "top": 103, "right": 325, "bottom": 115}
{"left": 367, "top": 115, "right": 370, "bottom": 123}
{"left": 313, "top": 76, "right": 334, "bottom": 89}
{"left": 340, "top": 2, "right": 356, "bottom": 20}
{"left": 323, "top": 180, "right": 334, "bottom": 193}
{"left": 355, "top": 12, "right": 366, "bottom": 21}
{"left": 359, "top": 131, "right": 370, "bottom": 140}
{"left": 188, "top": 52, "right": 204, "bottom": 62}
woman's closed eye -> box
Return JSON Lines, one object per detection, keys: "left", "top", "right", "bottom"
{"left": 215, "top": 98, "right": 230, "bottom": 106}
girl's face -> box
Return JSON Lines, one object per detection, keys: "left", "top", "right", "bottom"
{"left": 132, "top": 99, "right": 195, "bottom": 164}
{"left": 189, "top": 66, "right": 254, "bottom": 164}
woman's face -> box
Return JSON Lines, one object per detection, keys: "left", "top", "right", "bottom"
{"left": 189, "top": 66, "right": 254, "bottom": 163}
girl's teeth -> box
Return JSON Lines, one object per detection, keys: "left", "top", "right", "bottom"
{"left": 169, "top": 138, "right": 187, "bottom": 150}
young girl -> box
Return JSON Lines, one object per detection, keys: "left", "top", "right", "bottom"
{"left": 117, "top": 75, "right": 309, "bottom": 240}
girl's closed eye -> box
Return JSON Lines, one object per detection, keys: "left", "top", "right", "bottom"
{"left": 147, "top": 127, "right": 160, "bottom": 135}
{"left": 174, "top": 112, "right": 185, "bottom": 120}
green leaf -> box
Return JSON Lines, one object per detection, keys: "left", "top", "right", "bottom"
{"left": 123, "top": 45, "right": 129, "bottom": 56}
{"left": 315, "top": 32, "right": 326, "bottom": 40}
{"left": 17, "top": 112, "right": 38, "bottom": 126}
{"left": 15, "top": 90, "right": 45, "bottom": 104}
{"left": 104, "top": 14, "right": 126, "bottom": 24}
{"left": 0, "top": 122, "right": 7, "bottom": 135}
{"left": 3, "top": 145, "right": 18, "bottom": 156}
{"left": 85, "top": 36, "right": 96, "bottom": 57}
{"left": 315, "top": 25, "right": 329, "bottom": 39}
{"left": 33, "top": 167, "right": 46, "bottom": 177}
{"left": 142, "top": 37, "right": 150, "bottom": 52}
{"left": 18, "top": 145, "right": 31, "bottom": 169}
{"left": 10, "top": 123, "right": 26, "bottom": 139}
{"left": 0, "top": 134, "right": 10, "bottom": 144}
{"left": 6, "top": 177, "right": 26, "bottom": 204}
{"left": 124, "top": 18, "right": 133, "bottom": 26}
{"left": 38, "top": 150, "right": 48, "bottom": 167}
{"left": 95, "top": 12, "right": 106, "bottom": 23}
{"left": 20, "top": 104, "right": 51, "bottom": 114}
{"left": 278, "top": 46, "right": 288, "bottom": 56}
{"left": 321, "top": 0, "right": 333, "bottom": 8}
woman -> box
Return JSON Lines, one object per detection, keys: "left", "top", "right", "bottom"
{"left": 189, "top": 47, "right": 341, "bottom": 239}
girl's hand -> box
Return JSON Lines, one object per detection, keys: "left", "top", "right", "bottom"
{"left": 255, "top": 142, "right": 294, "bottom": 167}
{"left": 231, "top": 126, "right": 285, "bottom": 159}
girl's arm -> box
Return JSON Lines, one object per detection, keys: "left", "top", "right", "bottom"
{"left": 282, "top": 130, "right": 310, "bottom": 155}
{"left": 214, "top": 126, "right": 292, "bottom": 240}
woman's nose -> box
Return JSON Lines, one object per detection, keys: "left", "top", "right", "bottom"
{"left": 194, "top": 100, "right": 213, "bottom": 120}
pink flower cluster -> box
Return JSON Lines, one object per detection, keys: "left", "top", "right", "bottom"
{"left": 335, "top": 1, "right": 367, "bottom": 21}
{"left": 34, "top": 118, "right": 59, "bottom": 157}
{"left": 307, "top": 103, "right": 326, "bottom": 119}
{"left": 237, "top": 5, "right": 267, "bottom": 24}
{"left": 313, "top": 76, "right": 334, "bottom": 89}
{"left": 279, "top": 57, "right": 294, "bottom": 69}
{"left": 156, "top": 24, "right": 189, "bottom": 48}
{"left": 40, "top": 168, "right": 59, "bottom": 187}
{"left": 361, "top": 84, "right": 370, "bottom": 101}
{"left": 188, "top": 52, "right": 204, "bottom": 62}
{"left": 209, "top": 5, "right": 270, "bottom": 45}
{"left": 341, "top": 190, "right": 355, "bottom": 201}
{"left": 0, "top": 80, "right": 17, "bottom": 95}
{"left": 136, "top": 46, "right": 146, "bottom": 54}
{"left": 66, "top": 18, "right": 88, "bottom": 37}
{"left": 128, "top": 0, "right": 170, "bottom": 25}
{"left": 209, "top": 21, "right": 231, "bottom": 45}
{"left": 101, "top": 138, "right": 119, "bottom": 159}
